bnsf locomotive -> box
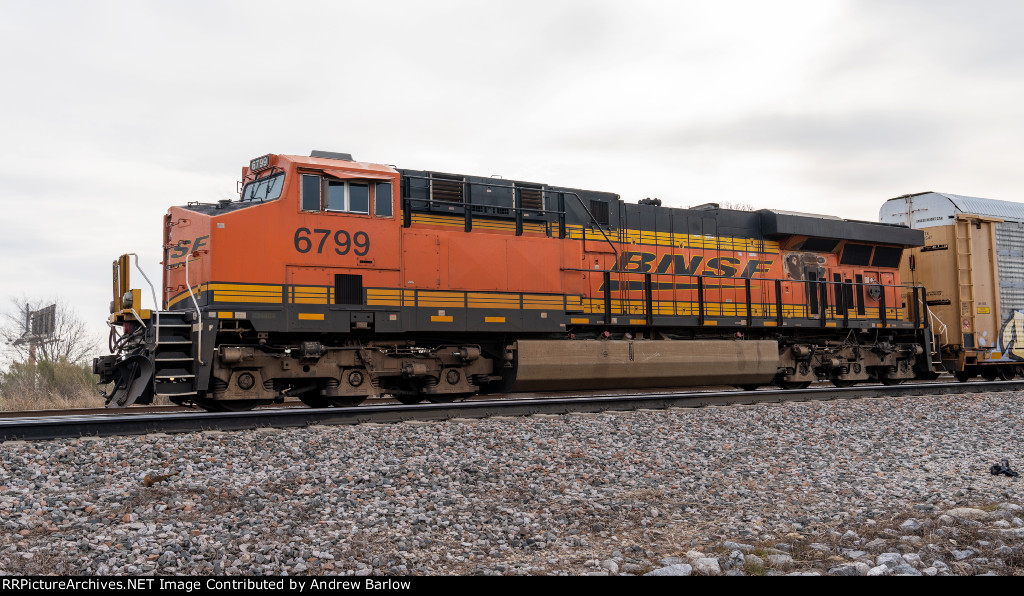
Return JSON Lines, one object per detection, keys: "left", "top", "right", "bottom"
{"left": 95, "top": 151, "right": 938, "bottom": 411}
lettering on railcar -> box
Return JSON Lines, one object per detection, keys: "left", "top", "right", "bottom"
{"left": 169, "top": 235, "right": 210, "bottom": 259}
{"left": 613, "top": 250, "right": 773, "bottom": 279}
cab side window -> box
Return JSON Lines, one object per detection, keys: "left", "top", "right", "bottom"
{"left": 327, "top": 180, "right": 346, "bottom": 211}
{"left": 301, "top": 174, "right": 393, "bottom": 217}
{"left": 349, "top": 183, "right": 370, "bottom": 214}
{"left": 325, "top": 181, "right": 370, "bottom": 214}
{"left": 301, "top": 174, "right": 322, "bottom": 212}
{"left": 375, "top": 182, "right": 393, "bottom": 217}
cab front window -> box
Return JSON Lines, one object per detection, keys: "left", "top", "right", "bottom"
{"left": 241, "top": 172, "right": 285, "bottom": 202}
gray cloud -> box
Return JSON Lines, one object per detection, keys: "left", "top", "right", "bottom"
{"left": 848, "top": 1, "right": 1024, "bottom": 74}
{"left": 645, "top": 110, "right": 951, "bottom": 157}
{"left": 3, "top": 0, "right": 1024, "bottom": 348}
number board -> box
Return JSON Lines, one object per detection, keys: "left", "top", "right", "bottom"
{"left": 249, "top": 154, "right": 271, "bottom": 172}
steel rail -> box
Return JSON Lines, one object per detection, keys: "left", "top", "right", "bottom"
{"left": 2, "top": 380, "right": 1023, "bottom": 442}
{"left": 0, "top": 399, "right": 311, "bottom": 419}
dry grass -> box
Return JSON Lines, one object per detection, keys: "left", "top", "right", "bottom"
{"left": 0, "top": 391, "right": 106, "bottom": 412}
{"left": 0, "top": 359, "right": 106, "bottom": 411}
{"left": 733, "top": 504, "right": 1024, "bottom": 575}
{"left": 0, "top": 541, "right": 82, "bottom": 575}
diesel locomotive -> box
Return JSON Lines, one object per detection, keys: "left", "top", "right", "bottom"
{"left": 94, "top": 151, "right": 938, "bottom": 411}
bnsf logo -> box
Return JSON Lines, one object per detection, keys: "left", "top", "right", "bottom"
{"left": 613, "top": 251, "right": 774, "bottom": 278}
{"left": 169, "top": 235, "right": 209, "bottom": 259}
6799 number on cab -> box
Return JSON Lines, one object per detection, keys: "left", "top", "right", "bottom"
{"left": 293, "top": 227, "right": 370, "bottom": 256}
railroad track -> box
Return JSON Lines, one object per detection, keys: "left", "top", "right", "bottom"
{"left": 0, "top": 400, "right": 309, "bottom": 419}
{"left": 2, "top": 380, "right": 1023, "bottom": 442}
{"left": 0, "top": 377, "right": 969, "bottom": 420}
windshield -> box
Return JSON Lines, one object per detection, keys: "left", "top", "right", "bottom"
{"left": 241, "top": 172, "right": 285, "bottom": 202}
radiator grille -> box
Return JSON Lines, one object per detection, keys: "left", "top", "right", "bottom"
{"left": 334, "top": 274, "right": 363, "bottom": 305}
{"left": 590, "top": 200, "right": 609, "bottom": 225}
{"left": 519, "top": 184, "right": 543, "bottom": 211}
{"left": 430, "top": 174, "right": 464, "bottom": 204}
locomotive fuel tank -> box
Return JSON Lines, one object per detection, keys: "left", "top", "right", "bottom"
{"left": 507, "top": 339, "right": 779, "bottom": 391}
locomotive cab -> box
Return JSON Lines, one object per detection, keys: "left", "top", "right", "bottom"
{"left": 162, "top": 151, "right": 401, "bottom": 320}
{"left": 100, "top": 152, "right": 409, "bottom": 408}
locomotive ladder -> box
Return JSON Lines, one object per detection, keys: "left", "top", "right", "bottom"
{"left": 150, "top": 311, "right": 198, "bottom": 401}
{"left": 955, "top": 217, "right": 977, "bottom": 344}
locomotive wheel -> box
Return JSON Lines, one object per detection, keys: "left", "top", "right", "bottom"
{"left": 329, "top": 396, "right": 367, "bottom": 407}
{"left": 426, "top": 393, "right": 476, "bottom": 403}
{"left": 831, "top": 379, "right": 857, "bottom": 388}
{"left": 395, "top": 395, "right": 425, "bottom": 405}
{"left": 879, "top": 375, "right": 903, "bottom": 386}
{"left": 997, "top": 366, "right": 1015, "bottom": 381}
{"left": 298, "top": 395, "right": 332, "bottom": 408}
{"left": 776, "top": 381, "right": 811, "bottom": 390}
{"left": 195, "top": 397, "right": 270, "bottom": 412}
{"left": 954, "top": 371, "right": 974, "bottom": 382}
{"left": 219, "top": 399, "right": 272, "bottom": 411}
{"left": 981, "top": 368, "right": 998, "bottom": 382}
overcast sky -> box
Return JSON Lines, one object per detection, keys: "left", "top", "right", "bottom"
{"left": 2, "top": 0, "right": 1023, "bottom": 353}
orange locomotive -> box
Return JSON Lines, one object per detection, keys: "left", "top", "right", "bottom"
{"left": 95, "top": 151, "right": 932, "bottom": 410}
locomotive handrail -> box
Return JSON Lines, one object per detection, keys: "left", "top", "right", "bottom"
{"left": 569, "top": 191, "right": 619, "bottom": 257}
{"left": 399, "top": 174, "right": 619, "bottom": 254}
{"left": 400, "top": 174, "right": 567, "bottom": 237}
{"left": 920, "top": 295, "right": 949, "bottom": 345}
{"left": 564, "top": 266, "right": 917, "bottom": 328}
{"left": 184, "top": 254, "right": 204, "bottom": 366}
{"left": 563, "top": 266, "right": 916, "bottom": 291}
{"left": 400, "top": 195, "right": 566, "bottom": 237}
{"left": 400, "top": 195, "right": 566, "bottom": 217}
{"left": 125, "top": 253, "right": 160, "bottom": 348}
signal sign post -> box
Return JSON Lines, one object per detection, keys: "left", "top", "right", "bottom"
{"left": 13, "top": 304, "right": 56, "bottom": 366}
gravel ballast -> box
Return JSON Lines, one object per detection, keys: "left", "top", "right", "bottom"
{"left": 1, "top": 391, "right": 1022, "bottom": 576}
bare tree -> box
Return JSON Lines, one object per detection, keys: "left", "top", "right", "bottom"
{"left": 685, "top": 201, "right": 758, "bottom": 211}
{"left": 1, "top": 297, "right": 98, "bottom": 365}
{"left": 718, "top": 201, "right": 756, "bottom": 211}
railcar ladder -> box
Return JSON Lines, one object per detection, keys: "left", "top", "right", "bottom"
{"left": 955, "top": 218, "right": 977, "bottom": 344}
{"left": 151, "top": 311, "right": 198, "bottom": 400}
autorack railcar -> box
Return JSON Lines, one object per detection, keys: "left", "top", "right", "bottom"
{"left": 881, "top": 192, "right": 1024, "bottom": 381}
